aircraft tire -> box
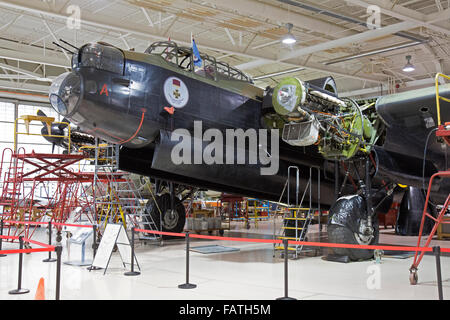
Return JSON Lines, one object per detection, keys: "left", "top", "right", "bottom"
{"left": 327, "top": 223, "right": 379, "bottom": 261}
{"left": 145, "top": 194, "right": 186, "bottom": 235}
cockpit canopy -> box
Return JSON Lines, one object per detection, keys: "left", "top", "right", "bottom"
{"left": 145, "top": 41, "right": 253, "bottom": 84}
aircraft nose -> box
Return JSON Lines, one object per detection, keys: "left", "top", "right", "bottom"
{"left": 49, "top": 72, "right": 82, "bottom": 116}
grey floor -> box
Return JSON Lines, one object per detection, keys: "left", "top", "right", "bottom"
{"left": 0, "top": 218, "right": 449, "bottom": 300}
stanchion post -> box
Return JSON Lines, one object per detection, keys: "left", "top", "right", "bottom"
{"left": 178, "top": 232, "right": 197, "bottom": 289}
{"left": 125, "top": 227, "right": 140, "bottom": 276}
{"left": 43, "top": 221, "right": 56, "bottom": 263}
{"left": 276, "top": 239, "right": 296, "bottom": 300}
{"left": 0, "top": 219, "right": 6, "bottom": 257}
{"left": 55, "top": 245, "right": 62, "bottom": 300}
{"left": 87, "top": 224, "right": 101, "bottom": 271}
{"left": 433, "top": 246, "right": 443, "bottom": 300}
{"left": 9, "top": 236, "right": 30, "bottom": 295}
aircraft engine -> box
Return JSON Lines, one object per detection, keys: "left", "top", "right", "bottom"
{"left": 266, "top": 77, "right": 378, "bottom": 161}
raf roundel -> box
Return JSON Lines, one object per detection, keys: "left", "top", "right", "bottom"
{"left": 163, "top": 77, "right": 190, "bottom": 109}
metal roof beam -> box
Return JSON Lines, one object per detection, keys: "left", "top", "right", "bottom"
{"left": 236, "top": 21, "right": 416, "bottom": 70}
{"left": 0, "top": 0, "right": 386, "bottom": 83}
{"left": 0, "top": 47, "right": 68, "bottom": 68}
{"left": 345, "top": 0, "right": 450, "bottom": 36}
{"left": 0, "top": 79, "right": 50, "bottom": 93}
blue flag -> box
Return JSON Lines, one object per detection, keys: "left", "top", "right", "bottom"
{"left": 192, "top": 38, "right": 203, "bottom": 68}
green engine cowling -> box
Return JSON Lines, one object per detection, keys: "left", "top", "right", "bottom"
{"left": 268, "top": 77, "right": 377, "bottom": 161}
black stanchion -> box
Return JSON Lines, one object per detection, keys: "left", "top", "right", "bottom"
{"left": 125, "top": 227, "right": 140, "bottom": 276}
{"left": 9, "top": 236, "right": 30, "bottom": 295}
{"left": 277, "top": 239, "right": 296, "bottom": 300}
{"left": 178, "top": 232, "right": 197, "bottom": 289}
{"left": 0, "top": 219, "right": 6, "bottom": 257}
{"left": 434, "top": 246, "right": 443, "bottom": 300}
{"left": 87, "top": 225, "right": 101, "bottom": 271}
{"left": 43, "top": 221, "right": 57, "bottom": 263}
{"left": 55, "top": 246, "right": 62, "bottom": 300}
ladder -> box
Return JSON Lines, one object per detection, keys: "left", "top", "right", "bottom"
{"left": 90, "top": 142, "right": 160, "bottom": 242}
{"left": 116, "top": 176, "right": 160, "bottom": 241}
{"left": 409, "top": 73, "right": 450, "bottom": 284}
{"left": 274, "top": 166, "right": 315, "bottom": 259}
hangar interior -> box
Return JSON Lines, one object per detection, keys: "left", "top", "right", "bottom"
{"left": 0, "top": 0, "right": 449, "bottom": 301}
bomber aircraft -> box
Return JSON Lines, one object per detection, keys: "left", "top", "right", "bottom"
{"left": 43, "top": 40, "right": 450, "bottom": 262}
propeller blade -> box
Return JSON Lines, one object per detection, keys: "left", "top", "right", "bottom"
{"left": 37, "top": 109, "right": 47, "bottom": 117}
{"left": 36, "top": 109, "right": 50, "bottom": 127}
{"left": 58, "top": 118, "right": 70, "bottom": 130}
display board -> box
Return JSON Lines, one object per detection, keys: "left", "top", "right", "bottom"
{"left": 116, "top": 226, "right": 140, "bottom": 270}
{"left": 91, "top": 224, "right": 139, "bottom": 274}
{"left": 91, "top": 224, "right": 122, "bottom": 270}
{"left": 69, "top": 228, "right": 93, "bottom": 245}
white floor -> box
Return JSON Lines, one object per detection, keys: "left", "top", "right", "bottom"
{"left": 0, "top": 219, "right": 449, "bottom": 300}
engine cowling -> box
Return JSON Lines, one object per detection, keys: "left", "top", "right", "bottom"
{"left": 265, "top": 77, "right": 378, "bottom": 161}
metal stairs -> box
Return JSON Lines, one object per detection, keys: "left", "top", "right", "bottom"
{"left": 274, "top": 166, "right": 316, "bottom": 259}
{"left": 90, "top": 142, "right": 160, "bottom": 242}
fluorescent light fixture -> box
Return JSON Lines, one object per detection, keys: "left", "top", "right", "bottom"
{"left": 402, "top": 55, "right": 415, "bottom": 72}
{"left": 282, "top": 23, "right": 297, "bottom": 45}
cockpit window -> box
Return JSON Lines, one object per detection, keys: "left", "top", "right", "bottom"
{"left": 80, "top": 43, "right": 124, "bottom": 75}
{"left": 145, "top": 41, "right": 253, "bottom": 83}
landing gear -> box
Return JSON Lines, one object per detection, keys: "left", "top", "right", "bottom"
{"left": 327, "top": 195, "right": 379, "bottom": 261}
{"left": 145, "top": 193, "right": 186, "bottom": 234}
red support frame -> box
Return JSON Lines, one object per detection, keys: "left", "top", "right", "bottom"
{"left": 0, "top": 150, "right": 99, "bottom": 243}
{"left": 410, "top": 171, "right": 450, "bottom": 280}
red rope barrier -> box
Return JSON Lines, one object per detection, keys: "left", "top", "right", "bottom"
{"left": 0, "top": 235, "right": 55, "bottom": 255}
{"left": 190, "top": 233, "right": 283, "bottom": 244}
{"left": 3, "top": 220, "right": 47, "bottom": 226}
{"left": 0, "top": 247, "right": 54, "bottom": 255}
{"left": 24, "top": 238, "right": 55, "bottom": 249}
{"left": 136, "top": 229, "right": 444, "bottom": 253}
{"left": 289, "top": 240, "right": 434, "bottom": 252}
{"left": 0, "top": 235, "right": 19, "bottom": 240}
{"left": 3, "top": 220, "right": 93, "bottom": 229}
{"left": 135, "top": 229, "right": 186, "bottom": 238}
{"left": 52, "top": 222, "right": 93, "bottom": 229}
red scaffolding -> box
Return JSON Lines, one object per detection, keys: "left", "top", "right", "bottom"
{"left": 0, "top": 149, "right": 97, "bottom": 245}
{"left": 409, "top": 73, "right": 450, "bottom": 284}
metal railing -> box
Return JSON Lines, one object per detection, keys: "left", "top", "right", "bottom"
{"left": 435, "top": 73, "right": 450, "bottom": 127}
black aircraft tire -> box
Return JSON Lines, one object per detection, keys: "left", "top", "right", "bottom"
{"left": 145, "top": 194, "right": 186, "bottom": 235}
{"left": 328, "top": 223, "right": 379, "bottom": 261}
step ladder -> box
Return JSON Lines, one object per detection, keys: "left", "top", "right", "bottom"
{"left": 90, "top": 141, "right": 160, "bottom": 242}
{"left": 274, "top": 166, "right": 315, "bottom": 259}
{"left": 116, "top": 177, "right": 160, "bottom": 241}
{"left": 0, "top": 148, "right": 25, "bottom": 220}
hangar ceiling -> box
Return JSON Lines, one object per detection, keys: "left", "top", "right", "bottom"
{"left": 0, "top": 0, "right": 448, "bottom": 101}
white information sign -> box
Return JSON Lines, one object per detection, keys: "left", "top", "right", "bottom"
{"left": 91, "top": 224, "right": 139, "bottom": 274}
{"left": 116, "top": 227, "right": 139, "bottom": 270}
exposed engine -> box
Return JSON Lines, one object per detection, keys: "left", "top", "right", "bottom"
{"left": 263, "top": 76, "right": 382, "bottom": 161}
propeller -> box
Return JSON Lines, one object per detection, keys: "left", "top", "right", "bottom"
{"left": 37, "top": 109, "right": 70, "bottom": 153}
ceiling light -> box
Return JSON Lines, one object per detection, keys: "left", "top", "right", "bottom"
{"left": 402, "top": 55, "right": 415, "bottom": 72}
{"left": 282, "top": 23, "right": 297, "bottom": 45}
